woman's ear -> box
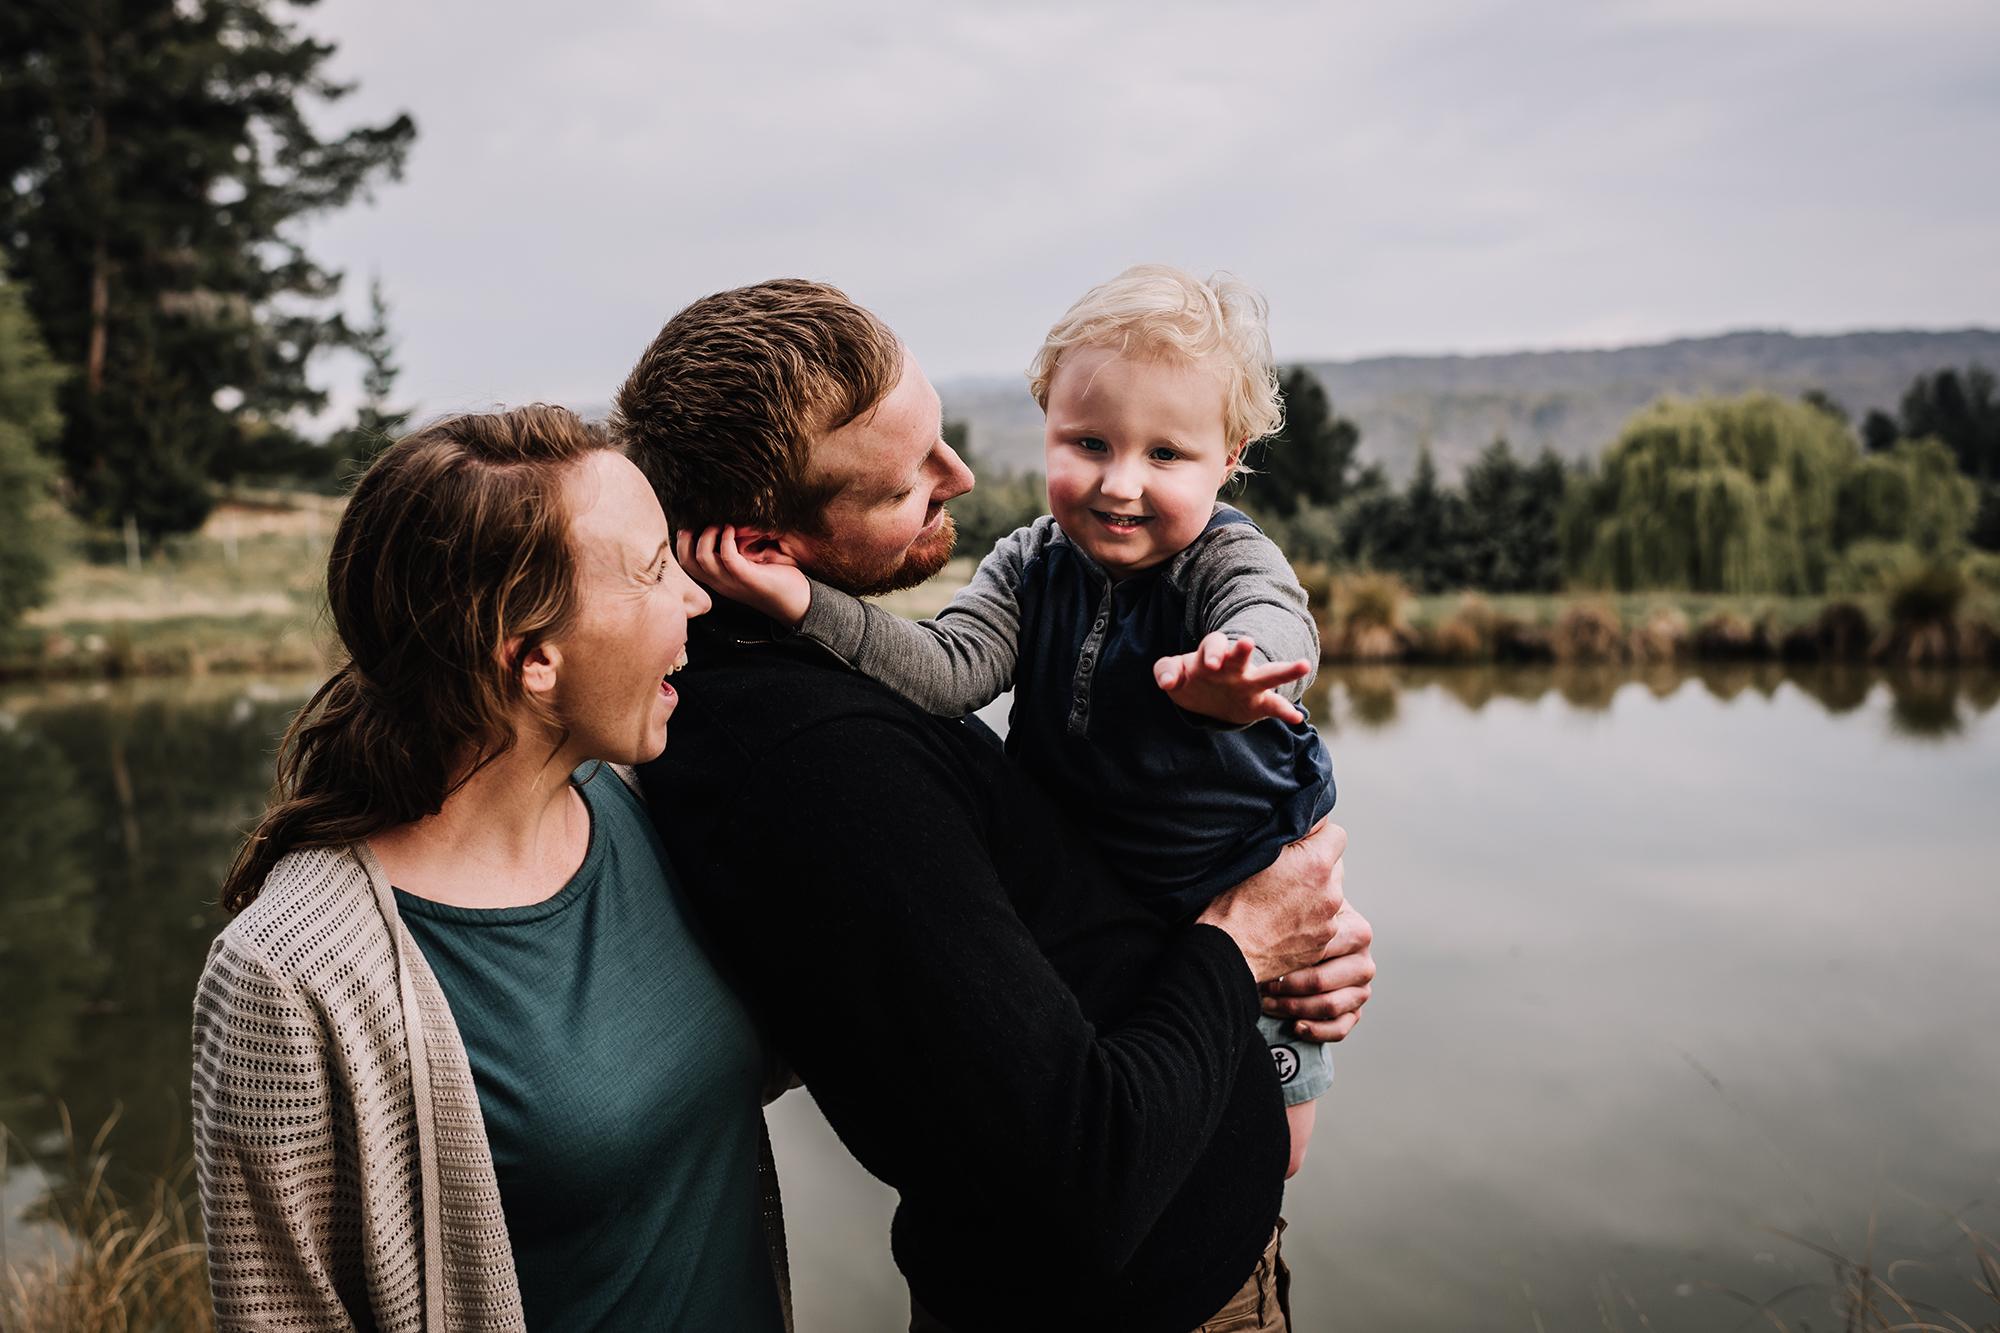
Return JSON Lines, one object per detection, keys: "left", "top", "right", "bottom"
{"left": 516, "top": 640, "right": 562, "bottom": 697}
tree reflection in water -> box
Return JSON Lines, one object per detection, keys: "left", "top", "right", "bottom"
{"left": 1315, "top": 663, "right": 1996, "bottom": 742}
{"left": 0, "top": 679, "right": 315, "bottom": 1234}
{"left": 0, "top": 665, "right": 1994, "bottom": 1295}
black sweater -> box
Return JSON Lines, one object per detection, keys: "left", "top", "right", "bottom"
{"left": 639, "top": 602, "right": 1286, "bottom": 1332}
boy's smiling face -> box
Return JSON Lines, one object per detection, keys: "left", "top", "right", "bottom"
{"left": 1042, "top": 344, "right": 1239, "bottom": 579}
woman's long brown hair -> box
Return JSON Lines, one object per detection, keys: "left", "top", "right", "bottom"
{"left": 220, "top": 406, "right": 617, "bottom": 913}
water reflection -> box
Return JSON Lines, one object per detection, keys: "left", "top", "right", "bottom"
{"left": 1, "top": 667, "right": 1995, "bottom": 1331}
{"left": 1308, "top": 662, "right": 1998, "bottom": 740}
{"left": 0, "top": 678, "right": 317, "bottom": 1213}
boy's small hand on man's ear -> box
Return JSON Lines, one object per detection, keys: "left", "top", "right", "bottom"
{"left": 677, "top": 524, "right": 812, "bottom": 626}
{"left": 1153, "top": 630, "right": 1310, "bottom": 726}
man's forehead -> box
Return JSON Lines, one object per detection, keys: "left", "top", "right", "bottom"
{"left": 806, "top": 358, "right": 937, "bottom": 496}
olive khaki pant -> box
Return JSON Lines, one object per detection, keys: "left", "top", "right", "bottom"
{"left": 908, "top": 1220, "right": 1291, "bottom": 1333}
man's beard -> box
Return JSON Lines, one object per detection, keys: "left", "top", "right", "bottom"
{"left": 810, "top": 509, "right": 958, "bottom": 598}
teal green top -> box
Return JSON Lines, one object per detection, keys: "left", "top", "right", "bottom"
{"left": 396, "top": 766, "right": 783, "bottom": 1333}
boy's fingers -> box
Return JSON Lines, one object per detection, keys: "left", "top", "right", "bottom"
{"left": 1244, "top": 659, "right": 1311, "bottom": 689}
{"left": 1260, "top": 693, "right": 1306, "bottom": 724}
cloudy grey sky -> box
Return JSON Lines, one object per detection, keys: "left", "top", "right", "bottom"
{"left": 298, "top": 0, "right": 2000, "bottom": 418}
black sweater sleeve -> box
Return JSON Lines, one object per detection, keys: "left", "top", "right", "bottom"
{"left": 692, "top": 710, "right": 1261, "bottom": 1278}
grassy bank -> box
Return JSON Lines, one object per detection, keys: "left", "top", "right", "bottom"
{"left": 1301, "top": 567, "right": 2000, "bottom": 669}
{"left": 6, "top": 490, "right": 1998, "bottom": 681}
{"left": 1, "top": 495, "right": 336, "bottom": 682}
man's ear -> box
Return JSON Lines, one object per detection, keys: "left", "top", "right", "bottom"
{"left": 517, "top": 639, "right": 562, "bottom": 698}
{"left": 732, "top": 525, "right": 810, "bottom": 567}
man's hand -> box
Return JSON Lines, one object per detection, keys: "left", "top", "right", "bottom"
{"left": 1260, "top": 901, "right": 1375, "bottom": 1042}
{"left": 1154, "top": 631, "right": 1310, "bottom": 726}
{"left": 677, "top": 524, "right": 811, "bottom": 626}
{"left": 1196, "top": 819, "right": 1345, "bottom": 983}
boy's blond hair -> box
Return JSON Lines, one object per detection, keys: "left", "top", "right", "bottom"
{"left": 1026, "top": 264, "right": 1284, "bottom": 453}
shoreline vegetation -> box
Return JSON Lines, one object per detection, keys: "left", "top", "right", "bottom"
{"left": 4, "top": 490, "right": 1997, "bottom": 685}
{"left": 5, "top": 1115, "right": 1995, "bottom": 1333}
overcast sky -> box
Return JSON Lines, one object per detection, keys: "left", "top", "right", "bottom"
{"left": 297, "top": 0, "right": 2000, "bottom": 419}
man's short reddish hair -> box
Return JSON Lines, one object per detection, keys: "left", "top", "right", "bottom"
{"left": 611, "top": 279, "right": 903, "bottom": 535}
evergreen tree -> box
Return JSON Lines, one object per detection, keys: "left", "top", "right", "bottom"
{"left": 0, "top": 265, "right": 65, "bottom": 630}
{"left": 1800, "top": 388, "right": 1850, "bottom": 426}
{"left": 1455, "top": 438, "right": 1569, "bottom": 592}
{"left": 1861, "top": 408, "right": 1900, "bottom": 454}
{"left": 0, "top": 0, "right": 415, "bottom": 536}
{"left": 945, "top": 420, "right": 1049, "bottom": 555}
{"left": 1519, "top": 447, "right": 1571, "bottom": 591}
{"left": 1458, "top": 438, "right": 1525, "bottom": 590}
{"left": 1900, "top": 365, "right": 1999, "bottom": 486}
{"left": 328, "top": 277, "right": 412, "bottom": 468}
{"left": 1238, "top": 367, "right": 1360, "bottom": 519}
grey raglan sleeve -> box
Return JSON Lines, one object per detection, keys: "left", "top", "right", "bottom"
{"left": 792, "top": 520, "right": 1044, "bottom": 715}
{"left": 1181, "top": 525, "right": 1321, "bottom": 705}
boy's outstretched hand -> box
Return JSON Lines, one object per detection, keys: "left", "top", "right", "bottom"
{"left": 677, "top": 525, "right": 812, "bottom": 627}
{"left": 1154, "top": 631, "right": 1310, "bottom": 726}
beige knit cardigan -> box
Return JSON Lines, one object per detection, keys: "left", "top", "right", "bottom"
{"left": 191, "top": 825, "right": 792, "bottom": 1331}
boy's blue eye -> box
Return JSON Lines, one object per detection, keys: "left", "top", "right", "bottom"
{"left": 1078, "top": 437, "right": 1107, "bottom": 452}
{"left": 1149, "top": 447, "right": 1180, "bottom": 462}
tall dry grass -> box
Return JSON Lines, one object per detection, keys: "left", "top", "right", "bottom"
{"left": 1702, "top": 1216, "right": 2000, "bottom": 1333}
{"left": 0, "top": 1109, "right": 211, "bottom": 1333}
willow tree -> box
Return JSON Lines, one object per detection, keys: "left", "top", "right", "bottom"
{"left": 0, "top": 0, "right": 415, "bottom": 536}
{"left": 1835, "top": 437, "right": 1977, "bottom": 557}
{"left": 1562, "top": 394, "right": 1858, "bottom": 594}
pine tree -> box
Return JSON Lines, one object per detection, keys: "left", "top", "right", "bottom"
{"left": 329, "top": 277, "right": 412, "bottom": 468}
{"left": 0, "top": 264, "right": 65, "bottom": 630}
{"left": 1238, "top": 367, "right": 1361, "bottom": 519}
{"left": 0, "top": 0, "right": 415, "bottom": 536}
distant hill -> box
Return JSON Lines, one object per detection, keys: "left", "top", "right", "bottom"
{"left": 938, "top": 328, "right": 2000, "bottom": 481}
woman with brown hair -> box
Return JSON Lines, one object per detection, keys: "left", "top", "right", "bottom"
{"left": 191, "top": 406, "right": 789, "bottom": 1331}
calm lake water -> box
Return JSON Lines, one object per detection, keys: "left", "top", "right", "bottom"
{"left": 2, "top": 664, "right": 1996, "bottom": 1330}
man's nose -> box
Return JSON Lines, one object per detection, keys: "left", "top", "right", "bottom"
{"left": 937, "top": 441, "right": 976, "bottom": 502}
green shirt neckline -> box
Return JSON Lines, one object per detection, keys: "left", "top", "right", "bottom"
{"left": 390, "top": 765, "right": 607, "bottom": 928}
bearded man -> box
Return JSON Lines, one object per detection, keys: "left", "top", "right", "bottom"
{"left": 614, "top": 279, "right": 1375, "bottom": 1333}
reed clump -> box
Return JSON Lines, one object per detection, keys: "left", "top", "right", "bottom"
{"left": 1551, "top": 602, "right": 1624, "bottom": 663}
{"left": 1628, "top": 605, "right": 1691, "bottom": 662}
{"left": 1875, "top": 559, "right": 1999, "bottom": 668}
{"left": 1328, "top": 571, "right": 1414, "bottom": 661}
{"left": 0, "top": 1113, "right": 211, "bottom": 1333}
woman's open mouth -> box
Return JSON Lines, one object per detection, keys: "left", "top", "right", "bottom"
{"left": 660, "top": 648, "right": 689, "bottom": 697}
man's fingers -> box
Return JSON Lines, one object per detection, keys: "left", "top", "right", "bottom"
{"left": 1262, "top": 985, "right": 1371, "bottom": 1021}
{"left": 1262, "top": 950, "right": 1375, "bottom": 998}
{"left": 1154, "top": 652, "right": 1190, "bottom": 690}
{"left": 1291, "top": 1012, "right": 1362, "bottom": 1043}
